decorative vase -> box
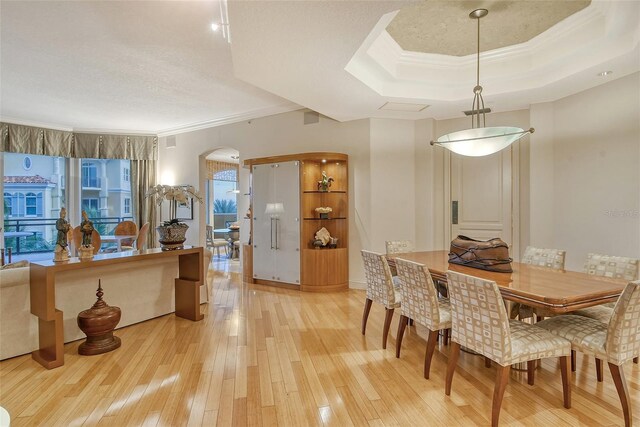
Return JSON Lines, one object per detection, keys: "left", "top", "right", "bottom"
{"left": 319, "top": 212, "right": 329, "bottom": 219}
{"left": 77, "top": 280, "right": 121, "bottom": 355}
{"left": 156, "top": 223, "right": 189, "bottom": 250}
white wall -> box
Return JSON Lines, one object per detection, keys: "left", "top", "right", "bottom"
{"left": 369, "top": 118, "right": 416, "bottom": 252}
{"left": 529, "top": 72, "right": 640, "bottom": 270}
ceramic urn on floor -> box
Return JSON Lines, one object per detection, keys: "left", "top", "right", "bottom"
{"left": 77, "top": 280, "right": 121, "bottom": 355}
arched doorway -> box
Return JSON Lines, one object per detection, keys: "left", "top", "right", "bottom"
{"left": 204, "top": 148, "right": 240, "bottom": 256}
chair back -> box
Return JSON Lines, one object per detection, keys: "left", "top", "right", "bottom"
{"left": 114, "top": 220, "right": 138, "bottom": 247}
{"left": 206, "top": 225, "right": 214, "bottom": 248}
{"left": 385, "top": 240, "right": 414, "bottom": 255}
{"left": 606, "top": 281, "right": 640, "bottom": 365}
{"left": 361, "top": 250, "right": 398, "bottom": 307}
{"left": 522, "top": 246, "right": 566, "bottom": 270}
{"left": 90, "top": 230, "right": 101, "bottom": 254}
{"left": 446, "top": 270, "right": 512, "bottom": 365}
{"left": 584, "top": 253, "right": 639, "bottom": 281}
{"left": 136, "top": 222, "right": 150, "bottom": 250}
{"left": 71, "top": 226, "right": 101, "bottom": 255}
{"left": 395, "top": 258, "right": 441, "bottom": 330}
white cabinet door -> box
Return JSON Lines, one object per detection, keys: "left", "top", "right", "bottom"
{"left": 251, "top": 161, "right": 300, "bottom": 285}
{"left": 252, "top": 164, "right": 277, "bottom": 281}
{"left": 273, "top": 161, "right": 300, "bottom": 285}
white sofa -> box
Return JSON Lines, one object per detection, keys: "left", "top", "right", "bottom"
{"left": 0, "top": 250, "right": 211, "bottom": 360}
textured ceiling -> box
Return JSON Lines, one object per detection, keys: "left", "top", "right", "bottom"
{"left": 387, "top": 0, "right": 591, "bottom": 56}
{"left": 0, "top": 1, "right": 297, "bottom": 134}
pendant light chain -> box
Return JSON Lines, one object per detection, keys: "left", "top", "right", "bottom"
{"left": 471, "top": 11, "right": 486, "bottom": 129}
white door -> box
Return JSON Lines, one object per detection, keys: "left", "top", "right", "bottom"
{"left": 252, "top": 164, "right": 277, "bottom": 281}
{"left": 252, "top": 162, "right": 300, "bottom": 285}
{"left": 450, "top": 149, "right": 512, "bottom": 247}
{"left": 273, "top": 161, "right": 300, "bottom": 285}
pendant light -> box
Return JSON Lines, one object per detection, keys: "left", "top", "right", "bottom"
{"left": 430, "top": 9, "right": 534, "bottom": 157}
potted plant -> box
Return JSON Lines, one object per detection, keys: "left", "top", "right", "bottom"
{"left": 146, "top": 185, "right": 203, "bottom": 250}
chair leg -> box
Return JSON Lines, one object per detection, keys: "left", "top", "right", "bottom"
{"left": 396, "top": 315, "right": 409, "bottom": 358}
{"left": 424, "top": 329, "right": 439, "bottom": 379}
{"left": 361, "top": 298, "right": 372, "bottom": 335}
{"left": 382, "top": 308, "right": 394, "bottom": 349}
{"left": 485, "top": 357, "right": 492, "bottom": 368}
{"left": 445, "top": 342, "right": 461, "bottom": 396}
{"left": 609, "top": 363, "right": 632, "bottom": 427}
{"left": 408, "top": 318, "right": 414, "bottom": 326}
{"left": 527, "top": 360, "right": 536, "bottom": 385}
{"left": 492, "top": 365, "right": 511, "bottom": 427}
{"left": 595, "top": 358, "right": 604, "bottom": 382}
{"left": 443, "top": 328, "right": 450, "bottom": 345}
{"left": 559, "top": 356, "right": 571, "bottom": 409}
{"left": 571, "top": 350, "right": 576, "bottom": 372}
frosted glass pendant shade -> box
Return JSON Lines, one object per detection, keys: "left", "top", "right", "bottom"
{"left": 431, "top": 127, "right": 534, "bottom": 157}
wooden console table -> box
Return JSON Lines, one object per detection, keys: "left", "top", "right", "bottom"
{"left": 29, "top": 246, "right": 204, "bottom": 369}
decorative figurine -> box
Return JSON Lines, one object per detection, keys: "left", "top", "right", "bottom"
{"left": 317, "top": 171, "right": 334, "bottom": 192}
{"left": 78, "top": 210, "right": 95, "bottom": 260}
{"left": 315, "top": 206, "right": 332, "bottom": 219}
{"left": 313, "top": 227, "right": 333, "bottom": 248}
{"left": 53, "top": 207, "right": 72, "bottom": 262}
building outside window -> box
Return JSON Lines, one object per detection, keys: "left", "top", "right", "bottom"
{"left": 82, "top": 198, "right": 99, "bottom": 211}
{"left": 82, "top": 161, "right": 99, "bottom": 188}
{"left": 123, "top": 167, "right": 130, "bottom": 182}
{"left": 124, "top": 197, "right": 131, "bottom": 214}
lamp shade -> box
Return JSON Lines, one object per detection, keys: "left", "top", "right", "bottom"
{"left": 431, "top": 126, "right": 534, "bottom": 157}
{"left": 265, "top": 202, "right": 285, "bottom": 216}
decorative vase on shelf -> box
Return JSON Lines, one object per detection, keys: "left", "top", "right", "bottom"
{"left": 145, "top": 185, "right": 203, "bottom": 251}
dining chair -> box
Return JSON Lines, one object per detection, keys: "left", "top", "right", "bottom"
{"left": 361, "top": 250, "right": 401, "bottom": 349}
{"left": 394, "top": 258, "right": 451, "bottom": 379}
{"left": 571, "top": 253, "right": 640, "bottom": 372}
{"left": 537, "top": 281, "right": 640, "bottom": 427}
{"left": 512, "top": 246, "right": 566, "bottom": 319}
{"left": 114, "top": 220, "right": 138, "bottom": 250}
{"left": 385, "top": 240, "right": 414, "bottom": 255}
{"left": 206, "top": 225, "right": 228, "bottom": 258}
{"left": 136, "top": 222, "right": 150, "bottom": 250}
{"left": 445, "top": 271, "right": 572, "bottom": 427}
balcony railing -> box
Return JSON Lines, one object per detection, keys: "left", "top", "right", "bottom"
{"left": 3, "top": 216, "right": 133, "bottom": 255}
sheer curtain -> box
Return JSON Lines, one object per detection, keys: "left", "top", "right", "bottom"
{"left": 131, "top": 160, "right": 157, "bottom": 248}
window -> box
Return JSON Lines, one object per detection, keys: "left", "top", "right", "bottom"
{"left": 3, "top": 192, "right": 12, "bottom": 216}
{"left": 25, "top": 192, "right": 42, "bottom": 217}
{"left": 82, "top": 198, "right": 99, "bottom": 211}
{"left": 11, "top": 193, "right": 25, "bottom": 216}
{"left": 124, "top": 197, "right": 131, "bottom": 214}
{"left": 123, "top": 167, "right": 130, "bottom": 182}
{"left": 82, "top": 161, "right": 99, "bottom": 188}
{"left": 23, "top": 156, "right": 32, "bottom": 170}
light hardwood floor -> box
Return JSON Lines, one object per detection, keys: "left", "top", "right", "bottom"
{"left": 1, "top": 257, "right": 638, "bottom": 426}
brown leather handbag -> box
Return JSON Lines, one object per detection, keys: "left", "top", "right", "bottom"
{"left": 449, "top": 235, "right": 513, "bottom": 273}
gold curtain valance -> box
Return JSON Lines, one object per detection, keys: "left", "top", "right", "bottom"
{"left": 206, "top": 160, "right": 239, "bottom": 180}
{"left": 0, "top": 122, "right": 157, "bottom": 160}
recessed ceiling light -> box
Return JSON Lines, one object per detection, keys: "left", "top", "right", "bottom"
{"left": 598, "top": 70, "right": 613, "bottom": 77}
{"left": 211, "top": 23, "right": 220, "bottom": 32}
{"left": 321, "top": 159, "right": 327, "bottom": 163}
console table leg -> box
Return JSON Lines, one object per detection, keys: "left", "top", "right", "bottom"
{"left": 175, "top": 279, "right": 203, "bottom": 321}
{"left": 32, "top": 309, "right": 64, "bottom": 369}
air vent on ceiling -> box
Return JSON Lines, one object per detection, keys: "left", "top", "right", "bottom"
{"left": 463, "top": 108, "right": 491, "bottom": 116}
{"left": 304, "top": 111, "right": 320, "bottom": 125}
{"left": 379, "top": 102, "right": 429, "bottom": 112}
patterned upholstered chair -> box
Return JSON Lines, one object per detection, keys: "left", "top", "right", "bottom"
{"left": 514, "top": 246, "right": 566, "bottom": 320}
{"left": 394, "top": 258, "right": 451, "bottom": 379}
{"left": 361, "top": 250, "right": 401, "bottom": 349}
{"left": 572, "top": 253, "right": 639, "bottom": 371}
{"left": 445, "top": 271, "right": 572, "bottom": 427}
{"left": 537, "top": 281, "right": 640, "bottom": 427}
{"left": 385, "top": 240, "right": 414, "bottom": 255}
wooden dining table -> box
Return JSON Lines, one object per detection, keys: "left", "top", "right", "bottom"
{"left": 387, "top": 250, "right": 626, "bottom": 314}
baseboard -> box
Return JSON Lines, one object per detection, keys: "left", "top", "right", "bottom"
{"left": 349, "top": 280, "right": 366, "bottom": 290}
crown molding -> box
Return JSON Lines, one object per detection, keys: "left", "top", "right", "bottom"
{"left": 0, "top": 116, "right": 74, "bottom": 132}
{"left": 156, "top": 102, "right": 302, "bottom": 137}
